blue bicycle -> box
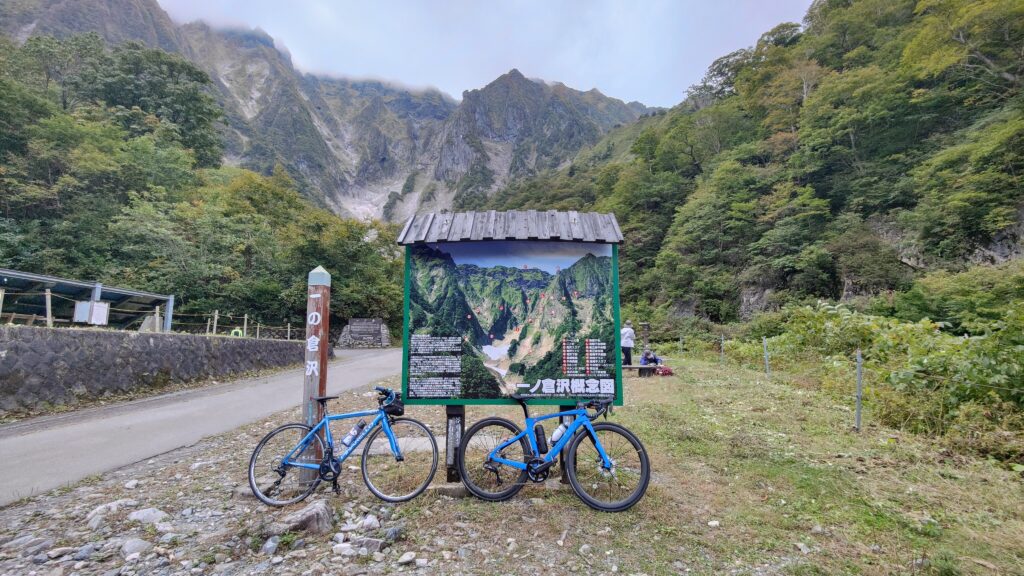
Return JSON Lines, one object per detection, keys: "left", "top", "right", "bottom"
{"left": 248, "top": 387, "right": 438, "bottom": 506}
{"left": 458, "top": 395, "right": 650, "bottom": 512}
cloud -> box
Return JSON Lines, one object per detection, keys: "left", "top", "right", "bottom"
{"left": 158, "top": 0, "right": 812, "bottom": 107}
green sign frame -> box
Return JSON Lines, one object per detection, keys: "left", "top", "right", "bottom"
{"left": 401, "top": 242, "right": 623, "bottom": 406}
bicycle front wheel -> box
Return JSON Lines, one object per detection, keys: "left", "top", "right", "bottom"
{"left": 248, "top": 423, "right": 324, "bottom": 507}
{"left": 566, "top": 422, "right": 650, "bottom": 512}
{"left": 361, "top": 418, "right": 438, "bottom": 502}
{"left": 458, "top": 417, "right": 529, "bottom": 502}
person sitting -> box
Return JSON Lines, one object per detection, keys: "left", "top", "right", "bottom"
{"left": 639, "top": 349, "right": 660, "bottom": 377}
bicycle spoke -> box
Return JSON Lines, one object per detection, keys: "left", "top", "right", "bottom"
{"left": 569, "top": 424, "right": 648, "bottom": 511}
{"left": 459, "top": 419, "right": 529, "bottom": 501}
{"left": 362, "top": 419, "right": 437, "bottom": 502}
{"left": 249, "top": 424, "right": 323, "bottom": 506}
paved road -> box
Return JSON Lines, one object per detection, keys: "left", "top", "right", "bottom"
{"left": 0, "top": 348, "right": 403, "bottom": 506}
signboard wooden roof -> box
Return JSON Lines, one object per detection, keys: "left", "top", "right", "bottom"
{"left": 397, "top": 210, "right": 624, "bottom": 245}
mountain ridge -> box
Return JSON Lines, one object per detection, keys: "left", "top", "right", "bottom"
{"left": 0, "top": 0, "right": 653, "bottom": 220}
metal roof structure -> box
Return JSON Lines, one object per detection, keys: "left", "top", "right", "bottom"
{"left": 0, "top": 268, "right": 174, "bottom": 329}
{"left": 397, "top": 210, "right": 624, "bottom": 245}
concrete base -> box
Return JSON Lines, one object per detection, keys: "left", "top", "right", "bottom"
{"left": 425, "top": 483, "right": 470, "bottom": 498}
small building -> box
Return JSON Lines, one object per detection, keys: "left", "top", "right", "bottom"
{"left": 397, "top": 210, "right": 624, "bottom": 406}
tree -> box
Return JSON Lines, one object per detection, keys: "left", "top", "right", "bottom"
{"left": 904, "top": 0, "right": 1024, "bottom": 93}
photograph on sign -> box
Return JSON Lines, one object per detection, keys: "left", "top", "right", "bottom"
{"left": 405, "top": 240, "right": 618, "bottom": 403}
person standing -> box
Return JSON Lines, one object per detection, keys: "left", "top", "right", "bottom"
{"left": 620, "top": 320, "right": 635, "bottom": 366}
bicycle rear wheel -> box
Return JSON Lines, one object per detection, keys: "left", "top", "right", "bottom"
{"left": 458, "top": 417, "right": 529, "bottom": 502}
{"left": 566, "top": 422, "right": 650, "bottom": 512}
{"left": 248, "top": 423, "right": 324, "bottom": 507}
{"left": 361, "top": 418, "right": 438, "bottom": 502}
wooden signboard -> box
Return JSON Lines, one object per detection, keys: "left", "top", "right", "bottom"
{"left": 401, "top": 239, "right": 623, "bottom": 406}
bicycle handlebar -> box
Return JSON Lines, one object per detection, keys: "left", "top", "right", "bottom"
{"left": 580, "top": 398, "right": 614, "bottom": 420}
{"left": 374, "top": 387, "right": 396, "bottom": 404}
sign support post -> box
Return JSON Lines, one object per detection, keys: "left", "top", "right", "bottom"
{"left": 445, "top": 405, "right": 465, "bottom": 482}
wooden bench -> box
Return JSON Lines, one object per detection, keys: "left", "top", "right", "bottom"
{"left": 622, "top": 364, "right": 670, "bottom": 377}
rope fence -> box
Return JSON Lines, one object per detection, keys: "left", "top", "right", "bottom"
{"left": 660, "top": 333, "right": 1021, "bottom": 434}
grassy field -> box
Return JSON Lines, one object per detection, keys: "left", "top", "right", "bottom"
{"left": 420, "top": 356, "right": 1024, "bottom": 575}
{"left": 4, "top": 356, "right": 1021, "bottom": 575}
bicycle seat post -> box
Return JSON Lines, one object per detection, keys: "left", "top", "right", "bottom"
{"left": 510, "top": 394, "right": 530, "bottom": 420}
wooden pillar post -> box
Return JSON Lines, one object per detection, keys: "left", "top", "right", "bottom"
{"left": 243, "top": 314, "right": 248, "bottom": 338}
{"left": 256, "top": 323, "right": 261, "bottom": 339}
{"left": 205, "top": 317, "right": 211, "bottom": 335}
{"left": 154, "top": 305, "right": 161, "bottom": 333}
{"left": 45, "top": 289, "right": 53, "bottom": 328}
{"left": 286, "top": 323, "right": 291, "bottom": 340}
{"left": 445, "top": 405, "right": 465, "bottom": 482}
{"left": 212, "top": 310, "right": 219, "bottom": 334}
{"left": 303, "top": 266, "right": 331, "bottom": 436}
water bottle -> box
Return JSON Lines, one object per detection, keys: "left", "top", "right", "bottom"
{"left": 549, "top": 423, "right": 568, "bottom": 445}
{"left": 341, "top": 420, "right": 367, "bottom": 447}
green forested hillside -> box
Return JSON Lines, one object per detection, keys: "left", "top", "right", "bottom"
{"left": 487, "top": 0, "right": 1023, "bottom": 325}
{"left": 0, "top": 35, "right": 403, "bottom": 333}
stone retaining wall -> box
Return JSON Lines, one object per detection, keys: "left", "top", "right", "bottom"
{"left": 0, "top": 326, "right": 303, "bottom": 413}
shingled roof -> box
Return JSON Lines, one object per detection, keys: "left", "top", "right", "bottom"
{"left": 397, "top": 210, "right": 623, "bottom": 245}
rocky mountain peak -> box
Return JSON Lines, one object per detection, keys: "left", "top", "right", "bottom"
{"left": 0, "top": 0, "right": 652, "bottom": 221}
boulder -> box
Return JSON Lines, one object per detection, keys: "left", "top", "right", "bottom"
{"left": 267, "top": 500, "right": 334, "bottom": 536}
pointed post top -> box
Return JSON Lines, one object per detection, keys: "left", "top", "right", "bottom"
{"left": 308, "top": 266, "right": 331, "bottom": 287}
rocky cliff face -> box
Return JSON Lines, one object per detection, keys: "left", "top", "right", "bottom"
{"left": 1, "top": 0, "right": 649, "bottom": 219}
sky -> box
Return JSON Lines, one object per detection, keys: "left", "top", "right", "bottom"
{"left": 158, "top": 0, "right": 812, "bottom": 108}
{"left": 433, "top": 241, "right": 611, "bottom": 274}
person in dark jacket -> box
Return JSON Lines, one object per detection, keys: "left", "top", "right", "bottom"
{"left": 639, "top": 348, "right": 660, "bottom": 377}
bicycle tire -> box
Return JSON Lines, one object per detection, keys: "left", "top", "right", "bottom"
{"left": 565, "top": 421, "right": 650, "bottom": 512}
{"left": 458, "top": 417, "right": 529, "bottom": 502}
{"left": 248, "top": 423, "right": 324, "bottom": 507}
{"left": 361, "top": 417, "right": 439, "bottom": 502}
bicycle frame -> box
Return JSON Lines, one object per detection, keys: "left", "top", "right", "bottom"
{"left": 488, "top": 408, "right": 613, "bottom": 471}
{"left": 282, "top": 408, "right": 402, "bottom": 471}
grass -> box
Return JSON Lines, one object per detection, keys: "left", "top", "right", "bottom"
{"left": 427, "top": 356, "right": 1024, "bottom": 574}
{"left": 7, "top": 358, "right": 1018, "bottom": 575}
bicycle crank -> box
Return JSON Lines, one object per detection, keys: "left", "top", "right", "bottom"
{"left": 527, "top": 458, "right": 554, "bottom": 482}
{"left": 319, "top": 456, "right": 341, "bottom": 481}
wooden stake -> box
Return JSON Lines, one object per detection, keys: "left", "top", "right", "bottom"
{"left": 45, "top": 289, "right": 53, "bottom": 328}
{"left": 762, "top": 336, "right": 770, "bottom": 378}
{"left": 256, "top": 323, "right": 261, "bottom": 339}
{"left": 243, "top": 314, "right": 248, "bottom": 338}
{"left": 205, "top": 317, "right": 211, "bottom": 335}
{"left": 212, "top": 310, "right": 219, "bottom": 334}
{"left": 855, "top": 349, "right": 863, "bottom": 432}
{"left": 287, "top": 322, "right": 291, "bottom": 340}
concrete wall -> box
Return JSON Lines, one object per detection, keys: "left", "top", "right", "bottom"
{"left": 0, "top": 326, "right": 303, "bottom": 413}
